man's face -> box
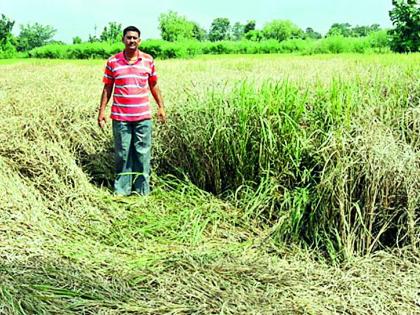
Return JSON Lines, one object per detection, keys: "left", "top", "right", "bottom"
{"left": 123, "top": 31, "right": 140, "bottom": 51}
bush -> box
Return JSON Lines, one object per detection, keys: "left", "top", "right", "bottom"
{"left": 30, "top": 42, "right": 124, "bottom": 59}
{"left": 28, "top": 37, "right": 392, "bottom": 60}
{"left": 350, "top": 37, "right": 370, "bottom": 53}
{"left": 368, "top": 30, "right": 391, "bottom": 52}
{"left": 319, "top": 36, "right": 349, "bottom": 54}
{"left": 278, "top": 39, "right": 310, "bottom": 53}
{"left": 142, "top": 39, "right": 165, "bottom": 58}
{"left": 0, "top": 41, "right": 16, "bottom": 59}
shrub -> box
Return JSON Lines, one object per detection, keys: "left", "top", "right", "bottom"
{"left": 28, "top": 37, "right": 392, "bottom": 60}
{"left": 0, "top": 41, "right": 16, "bottom": 59}
{"left": 368, "top": 30, "right": 391, "bottom": 52}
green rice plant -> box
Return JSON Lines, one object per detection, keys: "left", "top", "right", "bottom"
{"left": 157, "top": 80, "right": 310, "bottom": 195}
{"left": 155, "top": 55, "right": 419, "bottom": 257}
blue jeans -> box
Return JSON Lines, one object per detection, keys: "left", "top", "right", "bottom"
{"left": 112, "top": 119, "right": 152, "bottom": 196}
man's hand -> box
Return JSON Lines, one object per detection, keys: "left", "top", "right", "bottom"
{"left": 98, "top": 113, "right": 107, "bottom": 129}
{"left": 98, "top": 83, "right": 113, "bottom": 129}
{"left": 157, "top": 107, "right": 166, "bottom": 123}
{"left": 149, "top": 82, "right": 166, "bottom": 123}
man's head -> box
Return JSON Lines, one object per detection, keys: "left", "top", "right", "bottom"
{"left": 123, "top": 26, "right": 141, "bottom": 38}
{"left": 122, "top": 26, "right": 141, "bottom": 51}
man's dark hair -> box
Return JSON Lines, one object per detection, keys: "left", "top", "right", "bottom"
{"left": 123, "top": 26, "right": 141, "bottom": 37}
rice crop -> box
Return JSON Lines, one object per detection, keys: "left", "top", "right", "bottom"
{"left": 0, "top": 53, "right": 419, "bottom": 314}
{"left": 156, "top": 53, "right": 420, "bottom": 258}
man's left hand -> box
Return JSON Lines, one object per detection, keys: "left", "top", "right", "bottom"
{"left": 157, "top": 108, "right": 166, "bottom": 123}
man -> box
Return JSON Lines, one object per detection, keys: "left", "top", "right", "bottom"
{"left": 98, "top": 25, "right": 166, "bottom": 196}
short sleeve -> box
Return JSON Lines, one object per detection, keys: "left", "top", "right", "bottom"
{"left": 148, "top": 60, "right": 158, "bottom": 85}
{"left": 102, "top": 60, "right": 114, "bottom": 85}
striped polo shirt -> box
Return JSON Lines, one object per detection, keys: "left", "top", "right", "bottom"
{"left": 103, "top": 51, "right": 157, "bottom": 122}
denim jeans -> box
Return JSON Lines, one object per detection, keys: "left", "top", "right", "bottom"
{"left": 112, "top": 119, "right": 152, "bottom": 196}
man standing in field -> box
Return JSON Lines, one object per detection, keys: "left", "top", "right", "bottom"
{"left": 98, "top": 25, "right": 166, "bottom": 196}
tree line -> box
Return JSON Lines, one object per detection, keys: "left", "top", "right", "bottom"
{"left": 157, "top": 13, "right": 385, "bottom": 42}
{"left": 0, "top": 0, "right": 418, "bottom": 58}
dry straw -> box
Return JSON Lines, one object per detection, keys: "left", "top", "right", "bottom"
{"left": 0, "top": 54, "right": 419, "bottom": 313}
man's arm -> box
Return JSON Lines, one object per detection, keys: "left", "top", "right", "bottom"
{"left": 149, "top": 80, "right": 166, "bottom": 123}
{"left": 98, "top": 83, "right": 113, "bottom": 128}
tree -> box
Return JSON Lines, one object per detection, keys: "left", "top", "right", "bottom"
{"left": 245, "top": 30, "right": 264, "bottom": 41}
{"left": 368, "top": 30, "right": 390, "bottom": 51}
{"left": 304, "top": 27, "right": 322, "bottom": 39}
{"left": 49, "top": 40, "right": 64, "bottom": 45}
{"left": 17, "top": 23, "right": 56, "bottom": 51}
{"left": 100, "top": 22, "right": 122, "bottom": 43}
{"left": 192, "top": 22, "right": 206, "bottom": 41}
{"left": 244, "top": 20, "right": 256, "bottom": 34}
{"left": 208, "top": 18, "right": 231, "bottom": 41}
{"left": 326, "top": 23, "right": 353, "bottom": 37}
{"left": 0, "top": 14, "right": 14, "bottom": 45}
{"left": 370, "top": 24, "right": 381, "bottom": 32}
{"left": 158, "top": 11, "right": 196, "bottom": 41}
{"left": 88, "top": 34, "right": 99, "bottom": 43}
{"left": 389, "top": 0, "right": 419, "bottom": 52}
{"left": 351, "top": 25, "right": 370, "bottom": 37}
{"left": 232, "top": 22, "right": 245, "bottom": 40}
{"left": 0, "top": 14, "right": 16, "bottom": 56}
{"left": 72, "top": 36, "right": 82, "bottom": 44}
{"left": 352, "top": 24, "right": 382, "bottom": 37}
{"left": 262, "top": 20, "right": 303, "bottom": 41}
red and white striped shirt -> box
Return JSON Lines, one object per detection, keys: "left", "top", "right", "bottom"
{"left": 103, "top": 51, "right": 158, "bottom": 122}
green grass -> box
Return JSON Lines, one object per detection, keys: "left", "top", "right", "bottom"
{"left": 0, "top": 54, "right": 419, "bottom": 314}
{"left": 156, "top": 59, "right": 419, "bottom": 258}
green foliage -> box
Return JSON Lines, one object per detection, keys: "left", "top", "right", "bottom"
{"left": 158, "top": 60, "right": 419, "bottom": 256}
{"left": 316, "top": 36, "right": 352, "bottom": 53}
{"left": 262, "top": 20, "right": 303, "bottom": 41}
{"left": 305, "top": 27, "right": 322, "bottom": 40}
{"left": 327, "top": 23, "right": 383, "bottom": 38}
{"left": 143, "top": 40, "right": 202, "bottom": 59}
{"left": 389, "top": 0, "right": 420, "bottom": 52}
{"left": 17, "top": 22, "right": 56, "bottom": 51}
{"left": 88, "top": 34, "right": 99, "bottom": 43}
{"left": 327, "top": 23, "right": 353, "bottom": 37}
{"left": 352, "top": 24, "right": 381, "bottom": 37}
{"left": 307, "top": 36, "right": 368, "bottom": 54}
{"left": 208, "top": 18, "right": 231, "bottom": 41}
{"left": 0, "top": 41, "right": 16, "bottom": 59}
{"left": 244, "top": 20, "right": 256, "bottom": 34}
{"left": 245, "top": 30, "right": 264, "bottom": 41}
{"left": 30, "top": 42, "right": 122, "bottom": 59}
{"left": 192, "top": 22, "right": 206, "bottom": 41}
{"left": 232, "top": 22, "right": 245, "bottom": 41}
{"left": 29, "top": 35, "right": 393, "bottom": 60}
{"left": 0, "top": 14, "right": 16, "bottom": 58}
{"left": 72, "top": 36, "right": 82, "bottom": 44}
{"left": 0, "top": 14, "right": 14, "bottom": 46}
{"left": 367, "top": 30, "right": 391, "bottom": 52}
{"left": 99, "top": 22, "right": 122, "bottom": 43}
{"left": 158, "top": 11, "right": 197, "bottom": 42}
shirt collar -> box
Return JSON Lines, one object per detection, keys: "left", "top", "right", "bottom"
{"left": 121, "top": 50, "right": 142, "bottom": 65}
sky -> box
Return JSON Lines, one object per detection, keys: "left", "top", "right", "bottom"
{"left": 1, "top": 0, "right": 394, "bottom": 43}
